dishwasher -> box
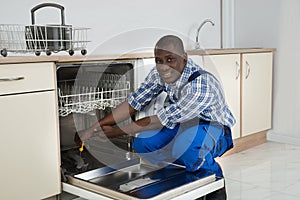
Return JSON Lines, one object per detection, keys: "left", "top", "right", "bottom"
{"left": 56, "top": 59, "right": 224, "bottom": 200}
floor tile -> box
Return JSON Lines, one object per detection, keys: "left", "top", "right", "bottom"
{"left": 218, "top": 141, "right": 300, "bottom": 199}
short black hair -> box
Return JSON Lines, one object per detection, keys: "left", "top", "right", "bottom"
{"left": 155, "top": 35, "right": 185, "bottom": 56}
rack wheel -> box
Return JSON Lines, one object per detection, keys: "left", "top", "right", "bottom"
{"left": 46, "top": 50, "right": 52, "bottom": 56}
{"left": 69, "top": 49, "right": 75, "bottom": 56}
{"left": 35, "top": 51, "right": 41, "bottom": 56}
{"left": 1, "top": 49, "right": 7, "bottom": 57}
{"left": 81, "top": 49, "right": 87, "bottom": 55}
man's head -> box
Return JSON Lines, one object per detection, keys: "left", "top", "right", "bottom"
{"left": 154, "top": 35, "right": 187, "bottom": 83}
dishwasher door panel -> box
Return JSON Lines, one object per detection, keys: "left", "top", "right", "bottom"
{"left": 67, "top": 161, "right": 217, "bottom": 200}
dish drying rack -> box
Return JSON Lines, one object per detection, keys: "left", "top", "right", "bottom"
{"left": 0, "top": 3, "right": 90, "bottom": 57}
{"left": 0, "top": 24, "right": 90, "bottom": 57}
{"left": 58, "top": 74, "right": 130, "bottom": 117}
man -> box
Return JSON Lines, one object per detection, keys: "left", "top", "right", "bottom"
{"left": 80, "top": 35, "right": 235, "bottom": 199}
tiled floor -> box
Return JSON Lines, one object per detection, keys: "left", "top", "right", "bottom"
{"left": 217, "top": 141, "right": 300, "bottom": 200}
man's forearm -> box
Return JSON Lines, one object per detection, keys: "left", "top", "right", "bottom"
{"left": 104, "top": 101, "right": 136, "bottom": 124}
{"left": 126, "top": 115, "right": 164, "bottom": 133}
{"left": 80, "top": 101, "right": 138, "bottom": 141}
{"left": 90, "top": 100, "right": 136, "bottom": 131}
{"left": 102, "top": 115, "right": 163, "bottom": 138}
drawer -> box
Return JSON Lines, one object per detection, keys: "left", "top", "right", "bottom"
{"left": 0, "top": 62, "right": 55, "bottom": 95}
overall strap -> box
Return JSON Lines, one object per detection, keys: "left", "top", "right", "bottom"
{"left": 188, "top": 69, "right": 213, "bottom": 82}
{"left": 178, "top": 69, "right": 214, "bottom": 98}
{"left": 185, "top": 70, "right": 233, "bottom": 136}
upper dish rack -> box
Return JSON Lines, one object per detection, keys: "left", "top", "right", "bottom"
{"left": 58, "top": 74, "right": 130, "bottom": 117}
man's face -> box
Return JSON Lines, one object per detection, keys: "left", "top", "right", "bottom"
{"left": 154, "top": 47, "right": 187, "bottom": 84}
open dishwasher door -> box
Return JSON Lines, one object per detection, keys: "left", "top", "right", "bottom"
{"left": 57, "top": 59, "right": 224, "bottom": 200}
{"left": 64, "top": 160, "right": 223, "bottom": 200}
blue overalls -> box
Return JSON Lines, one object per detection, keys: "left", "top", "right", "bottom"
{"left": 133, "top": 70, "right": 234, "bottom": 178}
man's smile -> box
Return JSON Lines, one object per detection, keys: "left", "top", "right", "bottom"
{"left": 160, "top": 71, "right": 172, "bottom": 79}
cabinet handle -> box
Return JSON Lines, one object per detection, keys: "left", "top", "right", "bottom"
{"left": 0, "top": 76, "right": 25, "bottom": 82}
{"left": 235, "top": 61, "right": 240, "bottom": 80}
{"left": 245, "top": 61, "right": 251, "bottom": 79}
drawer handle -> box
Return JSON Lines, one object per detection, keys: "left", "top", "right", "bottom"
{"left": 245, "top": 61, "right": 251, "bottom": 79}
{"left": 235, "top": 61, "right": 240, "bottom": 80}
{"left": 0, "top": 76, "right": 25, "bottom": 82}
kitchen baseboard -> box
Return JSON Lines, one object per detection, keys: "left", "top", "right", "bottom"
{"left": 267, "top": 132, "right": 300, "bottom": 146}
{"left": 222, "top": 130, "right": 267, "bottom": 156}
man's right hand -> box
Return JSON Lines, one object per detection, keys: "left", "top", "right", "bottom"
{"left": 74, "top": 127, "right": 95, "bottom": 145}
{"left": 74, "top": 125, "right": 111, "bottom": 145}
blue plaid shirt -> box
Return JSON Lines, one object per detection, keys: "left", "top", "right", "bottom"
{"left": 128, "top": 58, "right": 236, "bottom": 129}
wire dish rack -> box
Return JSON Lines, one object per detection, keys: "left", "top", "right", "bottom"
{"left": 0, "top": 24, "right": 90, "bottom": 57}
{"left": 0, "top": 3, "right": 90, "bottom": 57}
{"left": 58, "top": 74, "right": 131, "bottom": 117}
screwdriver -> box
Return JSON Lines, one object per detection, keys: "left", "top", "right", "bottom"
{"left": 79, "top": 141, "right": 85, "bottom": 156}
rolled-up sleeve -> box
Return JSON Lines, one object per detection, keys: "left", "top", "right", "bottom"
{"left": 128, "top": 68, "right": 163, "bottom": 111}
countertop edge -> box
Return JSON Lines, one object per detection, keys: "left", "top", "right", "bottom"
{"left": 0, "top": 48, "right": 276, "bottom": 64}
{"left": 187, "top": 48, "right": 276, "bottom": 55}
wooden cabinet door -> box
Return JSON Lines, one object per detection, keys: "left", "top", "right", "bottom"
{"left": 0, "top": 91, "right": 60, "bottom": 200}
{"left": 202, "top": 54, "right": 241, "bottom": 139}
{"left": 241, "top": 52, "right": 273, "bottom": 136}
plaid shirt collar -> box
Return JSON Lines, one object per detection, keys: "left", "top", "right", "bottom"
{"left": 164, "top": 58, "right": 199, "bottom": 93}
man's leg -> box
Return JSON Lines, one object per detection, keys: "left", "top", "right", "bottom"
{"left": 172, "top": 123, "right": 229, "bottom": 200}
{"left": 132, "top": 125, "right": 179, "bottom": 164}
{"left": 172, "top": 124, "right": 223, "bottom": 176}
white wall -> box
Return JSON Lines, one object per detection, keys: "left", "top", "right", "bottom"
{"left": 0, "top": 0, "right": 221, "bottom": 56}
{"left": 268, "top": 0, "right": 300, "bottom": 145}
{"left": 234, "top": 0, "right": 280, "bottom": 48}
{"left": 231, "top": 0, "right": 300, "bottom": 145}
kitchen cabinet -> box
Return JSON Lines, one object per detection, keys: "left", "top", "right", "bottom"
{"left": 201, "top": 52, "right": 273, "bottom": 138}
{"left": 0, "top": 63, "right": 60, "bottom": 200}
{"left": 241, "top": 52, "right": 273, "bottom": 136}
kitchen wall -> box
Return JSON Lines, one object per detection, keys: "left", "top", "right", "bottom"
{"left": 0, "top": 0, "right": 221, "bottom": 55}
{"left": 232, "top": 0, "right": 300, "bottom": 145}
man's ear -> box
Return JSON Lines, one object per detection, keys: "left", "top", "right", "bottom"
{"left": 183, "top": 53, "right": 188, "bottom": 64}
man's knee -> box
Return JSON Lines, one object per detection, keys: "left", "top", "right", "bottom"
{"left": 133, "top": 128, "right": 178, "bottom": 153}
{"left": 132, "top": 130, "right": 159, "bottom": 153}
{"left": 133, "top": 137, "right": 148, "bottom": 153}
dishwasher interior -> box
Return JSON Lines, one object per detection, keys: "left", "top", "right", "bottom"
{"left": 57, "top": 60, "right": 217, "bottom": 200}
{"left": 57, "top": 61, "right": 135, "bottom": 176}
